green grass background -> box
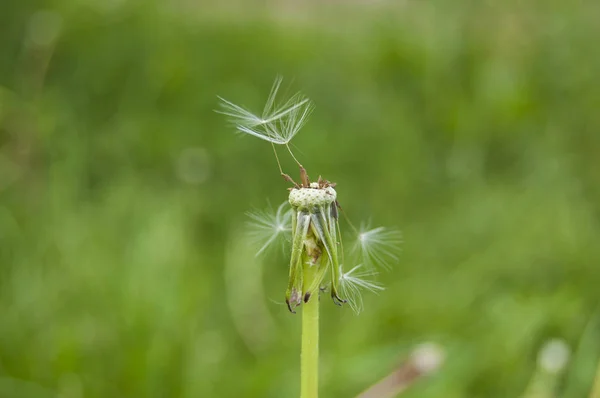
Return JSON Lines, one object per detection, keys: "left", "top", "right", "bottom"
{"left": 1, "top": 1, "right": 600, "bottom": 397}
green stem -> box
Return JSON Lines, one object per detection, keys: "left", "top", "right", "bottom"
{"left": 301, "top": 261, "right": 319, "bottom": 398}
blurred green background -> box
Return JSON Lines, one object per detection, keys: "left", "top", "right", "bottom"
{"left": 1, "top": 0, "right": 600, "bottom": 397}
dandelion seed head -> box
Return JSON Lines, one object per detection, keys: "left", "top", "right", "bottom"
{"left": 246, "top": 202, "right": 292, "bottom": 256}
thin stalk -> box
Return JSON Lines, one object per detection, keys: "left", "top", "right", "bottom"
{"left": 271, "top": 143, "right": 284, "bottom": 176}
{"left": 286, "top": 143, "right": 302, "bottom": 167}
{"left": 301, "top": 253, "right": 320, "bottom": 398}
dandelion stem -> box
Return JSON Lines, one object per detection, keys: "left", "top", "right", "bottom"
{"left": 301, "top": 254, "right": 320, "bottom": 398}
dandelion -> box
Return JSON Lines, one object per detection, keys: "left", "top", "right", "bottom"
{"left": 218, "top": 77, "right": 401, "bottom": 398}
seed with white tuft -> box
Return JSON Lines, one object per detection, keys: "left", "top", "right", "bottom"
{"left": 217, "top": 76, "right": 313, "bottom": 146}
{"left": 339, "top": 265, "right": 383, "bottom": 314}
{"left": 354, "top": 224, "right": 402, "bottom": 270}
{"left": 246, "top": 202, "right": 292, "bottom": 256}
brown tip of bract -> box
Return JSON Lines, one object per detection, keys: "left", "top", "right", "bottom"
{"left": 331, "top": 290, "right": 347, "bottom": 306}
{"left": 299, "top": 165, "right": 310, "bottom": 187}
{"left": 286, "top": 289, "right": 302, "bottom": 313}
{"left": 286, "top": 299, "right": 296, "bottom": 314}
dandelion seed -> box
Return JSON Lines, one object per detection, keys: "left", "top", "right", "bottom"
{"left": 216, "top": 97, "right": 265, "bottom": 127}
{"left": 246, "top": 202, "right": 293, "bottom": 256}
{"left": 354, "top": 223, "right": 403, "bottom": 270}
{"left": 217, "top": 76, "right": 313, "bottom": 145}
{"left": 339, "top": 264, "right": 384, "bottom": 314}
